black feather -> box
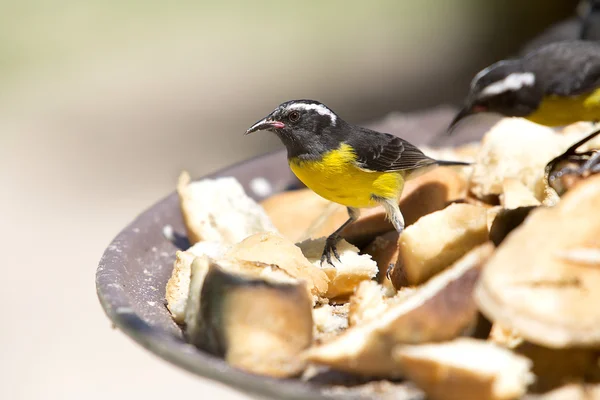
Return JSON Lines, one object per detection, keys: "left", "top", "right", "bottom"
{"left": 347, "top": 126, "right": 439, "bottom": 172}
{"left": 524, "top": 41, "right": 600, "bottom": 96}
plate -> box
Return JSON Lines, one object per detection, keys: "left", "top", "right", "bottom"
{"left": 96, "top": 109, "right": 496, "bottom": 399}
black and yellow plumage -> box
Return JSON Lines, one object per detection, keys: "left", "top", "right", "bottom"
{"left": 246, "top": 100, "right": 469, "bottom": 265}
{"left": 450, "top": 40, "right": 600, "bottom": 130}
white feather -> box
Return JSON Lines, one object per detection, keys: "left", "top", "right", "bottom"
{"left": 287, "top": 103, "right": 337, "bottom": 125}
{"left": 481, "top": 72, "right": 536, "bottom": 97}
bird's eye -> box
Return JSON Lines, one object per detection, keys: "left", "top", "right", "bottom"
{"left": 288, "top": 111, "right": 300, "bottom": 122}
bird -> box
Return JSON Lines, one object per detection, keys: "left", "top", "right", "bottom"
{"left": 521, "top": 0, "right": 600, "bottom": 55}
{"left": 581, "top": 0, "right": 600, "bottom": 41}
{"left": 245, "top": 100, "right": 470, "bottom": 266}
{"left": 448, "top": 40, "right": 600, "bottom": 132}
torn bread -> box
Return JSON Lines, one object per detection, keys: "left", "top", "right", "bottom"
{"left": 296, "top": 237, "right": 377, "bottom": 299}
{"left": 469, "top": 118, "right": 570, "bottom": 201}
{"left": 304, "top": 243, "right": 493, "bottom": 377}
{"left": 475, "top": 174, "right": 600, "bottom": 348}
{"left": 395, "top": 203, "right": 488, "bottom": 287}
{"left": 348, "top": 280, "right": 415, "bottom": 327}
{"left": 165, "top": 241, "right": 227, "bottom": 323}
{"left": 500, "top": 178, "right": 541, "bottom": 209}
{"left": 226, "top": 232, "right": 330, "bottom": 300}
{"left": 395, "top": 338, "right": 534, "bottom": 400}
{"left": 177, "top": 171, "right": 277, "bottom": 245}
{"left": 312, "top": 303, "right": 349, "bottom": 343}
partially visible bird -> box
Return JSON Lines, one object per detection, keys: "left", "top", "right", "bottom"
{"left": 582, "top": 0, "right": 600, "bottom": 41}
{"left": 246, "top": 100, "right": 470, "bottom": 266}
{"left": 449, "top": 40, "right": 600, "bottom": 132}
{"left": 521, "top": 0, "right": 600, "bottom": 54}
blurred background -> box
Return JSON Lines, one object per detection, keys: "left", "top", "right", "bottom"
{"left": 0, "top": 1, "right": 579, "bottom": 399}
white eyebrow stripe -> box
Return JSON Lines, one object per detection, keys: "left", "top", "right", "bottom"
{"left": 480, "top": 72, "right": 536, "bottom": 97}
{"left": 287, "top": 103, "right": 337, "bottom": 125}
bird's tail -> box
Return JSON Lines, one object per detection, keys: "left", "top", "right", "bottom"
{"left": 435, "top": 160, "right": 472, "bottom": 167}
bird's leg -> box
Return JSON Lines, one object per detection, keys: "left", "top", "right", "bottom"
{"left": 321, "top": 207, "right": 360, "bottom": 267}
{"left": 374, "top": 196, "right": 405, "bottom": 234}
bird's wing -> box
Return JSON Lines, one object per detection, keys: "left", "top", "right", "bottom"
{"left": 527, "top": 41, "right": 600, "bottom": 96}
{"left": 348, "top": 128, "right": 437, "bottom": 172}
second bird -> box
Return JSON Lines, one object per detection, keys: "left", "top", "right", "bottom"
{"left": 449, "top": 40, "right": 600, "bottom": 131}
{"left": 246, "top": 100, "right": 469, "bottom": 266}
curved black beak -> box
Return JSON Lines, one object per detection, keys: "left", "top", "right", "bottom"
{"left": 245, "top": 118, "right": 285, "bottom": 135}
{"left": 447, "top": 107, "right": 473, "bottom": 135}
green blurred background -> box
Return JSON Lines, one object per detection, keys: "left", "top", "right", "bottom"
{"left": 0, "top": 1, "right": 578, "bottom": 399}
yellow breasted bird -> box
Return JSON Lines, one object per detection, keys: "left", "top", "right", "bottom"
{"left": 245, "top": 100, "right": 470, "bottom": 265}
{"left": 449, "top": 40, "right": 600, "bottom": 131}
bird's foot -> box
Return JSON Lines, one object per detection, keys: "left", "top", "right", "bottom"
{"left": 320, "top": 235, "right": 341, "bottom": 267}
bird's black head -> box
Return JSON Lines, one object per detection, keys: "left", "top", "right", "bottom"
{"left": 245, "top": 100, "right": 346, "bottom": 159}
{"left": 448, "top": 59, "right": 543, "bottom": 132}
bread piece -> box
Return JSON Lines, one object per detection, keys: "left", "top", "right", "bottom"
{"left": 177, "top": 171, "right": 277, "bottom": 245}
{"left": 226, "top": 232, "right": 329, "bottom": 299}
{"left": 362, "top": 231, "right": 400, "bottom": 292}
{"left": 469, "top": 118, "right": 569, "bottom": 201}
{"left": 260, "top": 188, "right": 347, "bottom": 243}
{"left": 348, "top": 280, "right": 415, "bottom": 326}
{"left": 501, "top": 178, "right": 541, "bottom": 209}
{"left": 296, "top": 237, "right": 377, "bottom": 299}
{"left": 183, "top": 255, "right": 212, "bottom": 341}
{"left": 487, "top": 206, "right": 503, "bottom": 232}
{"left": 476, "top": 174, "right": 600, "bottom": 348}
{"left": 348, "top": 281, "right": 389, "bottom": 326}
{"left": 165, "top": 241, "right": 227, "bottom": 323}
{"left": 186, "top": 262, "right": 313, "bottom": 378}
{"left": 304, "top": 243, "right": 493, "bottom": 377}
{"left": 312, "top": 303, "right": 349, "bottom": 343}
{"left": 395, "top": 203, "right": 488, "bottom": 287}
{"left": 395, "top": 338, "right": 533, "bottom": 400}
{"left": 489, "top": 324, "right": 523, "bottom": 349}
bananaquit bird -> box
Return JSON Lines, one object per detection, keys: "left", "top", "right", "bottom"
{"left": 245, "top": 100, "right": 470, "bottom": 265}
{"left": 449, "top": 40, "right": 600, "bottom": 131}
{"left": 521, "top": 0, "right": 600, "bottom": 54}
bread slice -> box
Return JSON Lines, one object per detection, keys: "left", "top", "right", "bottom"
{"left": 177, "top": 171, "right": 277, "bottom": 245}
{"left": 165, "top": 241, "right": 227, "bottom": 323}
{"left": 395, "top": 338, "right": 534, "bottom": 400}
{"left": 296, "top": 237, "right": 377, "bottom": 299}
{"left": 396, "top": 203, "right": 488, "bottom": 286}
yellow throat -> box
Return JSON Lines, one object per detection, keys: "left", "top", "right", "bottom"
{"left": 526, "top": 88, "right": 600, "bottom": 126}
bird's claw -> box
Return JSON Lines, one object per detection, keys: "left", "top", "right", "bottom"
{"left": 320, "top": 237, "right": 341, "bottom": 267}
